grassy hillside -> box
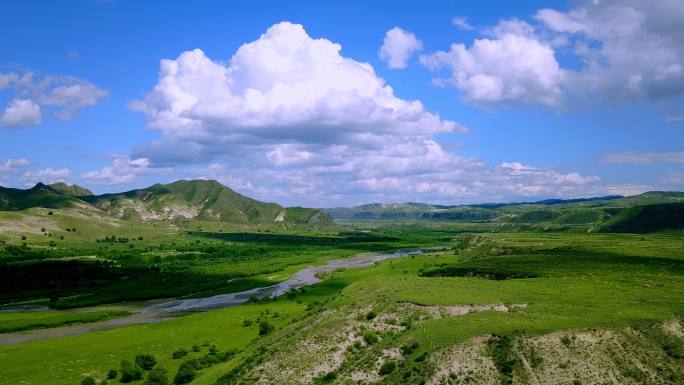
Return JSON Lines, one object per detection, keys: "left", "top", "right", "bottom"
{"left": 0, "top": 183, "right": 83, "bottom": 211}
{"left": 600, "top": 202, "right": 684, "bottom": 233}
{"left": 47, "top": 182, "right": 93, "bottom": 197}
{"left": 325, "top": 192, "right": 684, "bottom": 233}
{"left": 0, "top": 180, "right": 334, "bottom": 229}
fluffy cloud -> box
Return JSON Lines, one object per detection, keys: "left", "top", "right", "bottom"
{"left": 536, "top": 0, "right": 684, "bottom": 102}
{"left": 378, "top": 27, "right": 423, "bottom": 69}
{"left": 21, "top": 167, "right": 72, "bottom": 186}
{"left": 420, "top": 19, "right": 564, "bottom": 106}
{"left": 81, "top": 156, "right": 171, "bottom": 185}
{"left": 116, "top": 21, "right": 611, "bottom": 205}
{"left": 130, "top": 21, "right": 464, "bottom": 166}
{"left": 1, "top": 99, "right": 42, "bottom": 127}
{"left": 131, "top": 22, "right": 460, "bottom": 150}
{"left": 600, "top": 150, "right": 684, "bottom": 165}
{"left": 422, "top": 1, "right": 684, "bottom": 107}
{"left": 451, "top": 17, "right": 473, "bottom": 31}
{"left": 0, "top": 158, "right": 30, "bottom": 178}
{"left": 0, "top": 70, "right": 107, "bottom": 126}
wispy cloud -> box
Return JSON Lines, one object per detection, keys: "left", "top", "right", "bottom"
{"left": 600, "top": 150, "right": 684, "bottom": 165}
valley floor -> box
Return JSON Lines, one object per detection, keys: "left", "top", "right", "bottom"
{"left": 0, "top": 229, "right": 683, "bottom": 385}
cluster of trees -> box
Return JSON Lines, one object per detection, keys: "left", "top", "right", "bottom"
{"left": 97, "top": 236, "right": 131, "bottom": 244}
{"left": 80, "top": 354, "right": 164, "bottom": 385}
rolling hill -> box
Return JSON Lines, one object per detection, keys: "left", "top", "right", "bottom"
{"left": 0, "top": 183, "right": 86, "bottom": 211}
{"left": 0, "top": 180, "right": 334, "bottom": 228}
{"left": 599, "top": 202, "right": 684, "bottom": 233}
{"left": 325, "top": 192, "right": 684, "bottom": 231}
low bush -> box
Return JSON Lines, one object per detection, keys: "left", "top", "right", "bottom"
{"left": 173, "top": 360, "right": 199, "bottom": 385}
{"left": 362, "top": 331, "right": 378, "bottom": 345}
{"left": 145, "top": 367, "right": 169, "bottom": 385}
{"left": 258, "top": 320, "right": 274, "bottom": 336}
{"left": 135, "top": 354, "right": 157, "bottom": 370}
{"left": 120, "top": 359, "right": 143, "bottom": 383}
{"left": 172, "top": 348, "right": 188, "bottom": 359}
{"left": 379, "top": 360, "right": 396, "bottom": 375}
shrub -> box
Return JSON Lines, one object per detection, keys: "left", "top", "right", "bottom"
{"left": 172, "top": 348, "right": 188, "bottom": 359}
{"left": 560, "top": 335, "right": 572, "bottom": 347}
{"left": 191, "top": 344, "right": 201, "bottom": 352}
{"left": 135, "top": 354, "right": 157, "bottom": 370}
{"left": 48, "top": 211, "right": 53, "bottom": 215}
{"left": 81, "top": 377, "right": 96, "bottom": 385}
{"left": 362, "top": 331, "right": 378, "bottom": 345}
{"left": 145, "top": 367, "right": 169, "bottom": 385}
{"left": 258, "top": 320, "right": 274, "bottom": 336}
{"left": 120, "top": 359, "right": 143, "bottom": 383}
{"left": 379, "top": 360, "right": 396, "bottom": 375}
{"left": 173, "top": 360, "right": 199, "bottom": 385}
{"left": 107, "top": 369, "right": 118, "bottom": 379}
{"left": 208, "top": 345, "right": 218, "bottom": 355}
{"left": 366, "top": 310, "right": 377, "bottom": 320}
{"left": 401, "top": 342, "right": 420, "bottom": 355}
{"left": 414, "top": 352, "right": 428, "bottom": 362}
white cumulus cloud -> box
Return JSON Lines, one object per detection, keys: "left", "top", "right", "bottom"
{"left": 420, "top": 19, "right": 564, "bottom": 106}
{"left": 1, "top": 99, "right": 42, "bottom": 128}
{"left": 378, "top": 27, "right": 423, "bottom": 69}
{"left": 108, "top": 21, "right": 612, "bottom": 206}
{"left": 0, "top": 70, "right": 107, "bottom": 127}
{"left": 82, "top": 156, "right": 171, "bottom": 185}
{"left": 422, "top": 1, "right": 684, "bottom": 108}
{"left": 21, "top": 167, "right": 72, "bottom": 186}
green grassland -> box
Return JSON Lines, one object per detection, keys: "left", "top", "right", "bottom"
{"left": 0, "top": 310, "right": 132, "bottom": 333}
{"left": 0, "top": 228, "right": 682, "bottom": 385}
{"left": 1, "top": 185, "right": 683, "bottom": 385}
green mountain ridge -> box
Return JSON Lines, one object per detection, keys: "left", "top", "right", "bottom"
{"left": 48, "top": 182, "right": 93, "bottom": 197}
{"left": 324, "top": 192, "right": 684, "bottom": 233}
{"left": 0, "top": 180, "right": 334, "bottom": 228}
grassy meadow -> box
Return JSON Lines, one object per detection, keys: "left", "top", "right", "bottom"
{"left": 0, "top": 222, "right": 682, "bottom": 385}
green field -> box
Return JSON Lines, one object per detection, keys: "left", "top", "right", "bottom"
{"left": 1, "top": 227, "right": 682, "bottom": 385}
{"left": 1, "top": 185, "right": 683, "bottom": 385}
{"left": 0, "top": 310, "right": 132, "bottom": 333}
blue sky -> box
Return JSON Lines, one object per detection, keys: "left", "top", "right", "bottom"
{"left": 1, "top": 0, "right": 683, "bottom": 206}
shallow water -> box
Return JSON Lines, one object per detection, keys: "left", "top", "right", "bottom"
{"left": 0, "top": 249, "right": 420, "bottom": 345}
{"left": 148, "top": 249, "right": 421, "bottom": 312}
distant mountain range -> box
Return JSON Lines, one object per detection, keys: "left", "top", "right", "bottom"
{"left": 0, "top": 180, "right": 333, "bottom": 227}
{"left": 2, "top": 181, "right": 683, "bottom": 234}
{"left": 323, "top": 192, "right": 684, "bottom": 233}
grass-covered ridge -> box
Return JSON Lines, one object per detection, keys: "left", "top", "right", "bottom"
{"left": 0, "top": 179, "right": 335, "bottom": 228}
{"left": 600, "top": 202, "right": 684, "bottom": 233}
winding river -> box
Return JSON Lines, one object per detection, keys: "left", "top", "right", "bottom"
{"left": 0, "top": 249, "right": 421, "bottom": 345}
